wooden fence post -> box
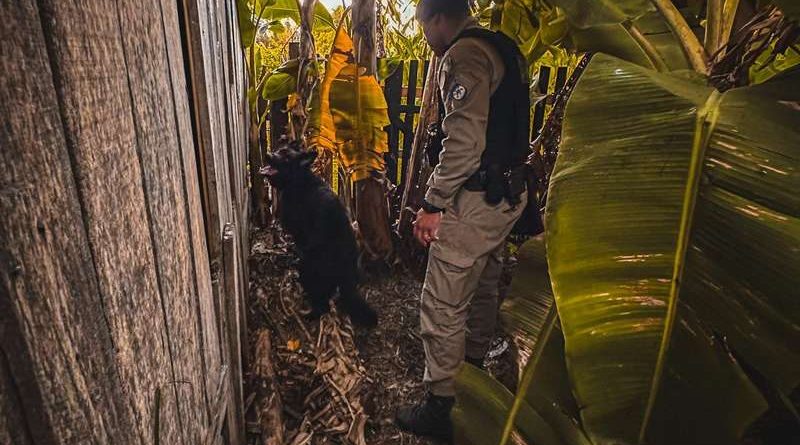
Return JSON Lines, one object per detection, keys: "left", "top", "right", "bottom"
{"left": 398, "top": 56, "right": 440, "bottom": 240}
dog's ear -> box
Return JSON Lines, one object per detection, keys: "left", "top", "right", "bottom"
{"left": 299, "top": 150, "right": 318, "bottom": 168}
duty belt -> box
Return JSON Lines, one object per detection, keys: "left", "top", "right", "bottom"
{"left": 463, "top": 170, "right": 488, "bottom": 191}
{"left": 462, "top": 165, "right": 527, "bottom": 192}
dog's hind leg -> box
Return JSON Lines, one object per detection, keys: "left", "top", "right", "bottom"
{"left": 336, "top": 277, "right": 378, "bottom": 328}
{"left": 299, "top": 270, "right": 335, "bottom": 319}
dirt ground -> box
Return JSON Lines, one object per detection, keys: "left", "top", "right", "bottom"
{"left": 242, "top": 220, "right": 800, "bottom": 445}
{"left": 245, "top": 225, "right": 435, "bottom": 445}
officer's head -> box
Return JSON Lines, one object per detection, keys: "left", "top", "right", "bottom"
{"left": 415, "top": 0, "right": 471, "bottom": 56}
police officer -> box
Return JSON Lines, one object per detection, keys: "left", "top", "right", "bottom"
{"left": 396, "top": 0, "right": 531, "bottom": 442}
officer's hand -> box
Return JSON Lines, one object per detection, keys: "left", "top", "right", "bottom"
{"left": 413, "top": 209, "right": 442, "bottom": 247}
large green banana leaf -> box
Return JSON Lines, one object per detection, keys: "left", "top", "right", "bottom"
{"left": 263, "top": 0, "right": 335, "bottom": 30}
{"left": 453, "top": 238, "right": 590, "bottom": 445}
{"left": 508, "top": 0, "right": 693, "bottom": 71}
{"left": 566, "top": 10, "right": 696, "bottom": 72}
{"left": 238, "top": 0, "right": 335, "bottom": 48}
{"left": 546, "top": 54, "right": 800, "bottom": 444}
{"left": 454, "top": 364, "right": 564, "bottom": 445}
{"left": 548, "top": 0, "right": 653, "bottom": 28}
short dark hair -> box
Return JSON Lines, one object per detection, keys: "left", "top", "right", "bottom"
{"left": 415, "top": 0, "right": 470, "bottom": 22}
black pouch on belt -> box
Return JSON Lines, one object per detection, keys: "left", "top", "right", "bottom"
{"left": 505, "top": 164, "right": 528, "bottom": 207}
{"left": 484, "top": 164, "right": 506, "bottom": 205}
{"left": 510, "top": 164, "right": 544, "bottom": 236}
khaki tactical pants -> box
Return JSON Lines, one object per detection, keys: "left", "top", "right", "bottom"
{"left": 421, "top": 189, "right": 525, "bottom": 397}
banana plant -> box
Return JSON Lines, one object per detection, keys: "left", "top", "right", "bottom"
{"left": 238, "top": 0, "right": 334, "bottom": 115}
{"left": 547, "top": 52, "right": 799, "bottom": 444}
{"left": 454, "top": 1, "right": 800, "bottom": 445}
{"left": 310, "top": 18, "right": 390, "bottom": 183}
{"left": 453, "top": 237, "right": 591, "bottom": 445}
{"left": 236, "top": 0, "right": 335, "bottom": 224}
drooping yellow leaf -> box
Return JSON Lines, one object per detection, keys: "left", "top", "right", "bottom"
{"left": 310, "top": 20, "right": 388, "bottom": 182}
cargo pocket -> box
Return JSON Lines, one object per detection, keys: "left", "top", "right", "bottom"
{"left": 429, "top": 241, "right": 476, "bottom": 270}
{"left": 423, "top": 247, "right": 478, "bottom": 310}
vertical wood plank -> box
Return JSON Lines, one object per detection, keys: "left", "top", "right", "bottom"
{"left": 1, "top": 0, "right": 142, "bottom": 442}
{"left": 224, "top": 0, "right": 251, "bottom": 378}
{"left": 36, "top": 0, "right": 180, "bottom": 442}
{"left": 179, "top": 0, "right": 224, "bottom": 268}
{"left": 533, "top": 66, "right": 551, "bottom": 137}
{"left": 115, "top": 0, "right": 214, "bottom": 441}
{"left": 3, "top": 0, "right": 249, "bottom": 443}
{"left": 421, "top": 60, "right": 430, "bottom": 94}
{"left": 0, "top": 352, "right": 33, "bottom": 445}
{"left": 168, "top": 0, "right": 224, "bottom": 422}
{"left": 384, "top": 60, "right": 403, "bottom": 184}
{"left": 554, "top": 66, "right": 569, "bottom": 94}
{"left": 179, "top": 1, "right": 249, "bottom": 442}
{"left": 222, "top": 224, "right": 246, "bottom": 445}
{"left": 401, "top": 60, "right": 420, "bottom": 187}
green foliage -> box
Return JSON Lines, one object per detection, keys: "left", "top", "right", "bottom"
{"left": 550, "top": 0, "right": 653, "bottom": 28}
{"left": 238, "top": 0, "right": 258, "bottom": 46}
{"left": 262, "top": 72, "right": 296, "bottom": 101}
{"left": 453, "top": 238, "right": 591, "bottom": 445}
{"left": 261, "top": 0, "right": 335, "bottom": 30}
{"left": 546, "top": 53, "right": 800, "bottom": 444}
{"left": 565, "top": 10, "right": 696, "bottom": 71}
{"left": 454, "top": 365, "right": 567, "bottom": 445}
{"left": 312, "top": 23, "right": 390, "bottom": 181}
{"left": 452, "top": 3, "right": 800, "bottom": 445}
{"left": 750, "top": 41, "right": 800, "bottom": 85}
{"left": 377, "top": 57, "right": 403, "bottom": 81}
{"left": 236, "top": 0, "right": 339, "bottom": 130}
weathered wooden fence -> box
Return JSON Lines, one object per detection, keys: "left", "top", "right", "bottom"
{"left": 382, "top": 61, "right": 570, "bottom": 187}
{"left": 384, "top": 60, "right": 431, "bottom": 189}
{"left": 1, "top": 0, "right": 249, "bottom": 444}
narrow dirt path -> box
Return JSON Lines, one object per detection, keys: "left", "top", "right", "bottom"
{"left": 245, "top": 226, "right": 433, "bottom": 445}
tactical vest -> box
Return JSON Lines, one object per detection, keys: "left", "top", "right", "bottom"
{"left": 436, "top": 27, "right": 531, "bottom": 172}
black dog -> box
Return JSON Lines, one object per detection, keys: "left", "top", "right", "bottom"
{"left": 263, "top": 143, "right": 378, "bottom": 328}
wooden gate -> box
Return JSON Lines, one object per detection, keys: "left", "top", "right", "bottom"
{"left": 383, "top": 60, "right": 431, "bottom": 189}
{"left": 1, "top": 1, "right": 249, "bottom": 444}
{"left": 532, "top": 65, "right": 570, "bottom": 138}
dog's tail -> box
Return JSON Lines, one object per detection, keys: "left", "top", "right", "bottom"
{"left": 337, "top": 280, "right": 378, "bottom": 328}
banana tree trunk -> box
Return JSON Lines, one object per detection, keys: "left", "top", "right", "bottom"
{"left": 289, "top": 0, "right": 318, "bottom": 142}
{"left": 352, "top": 0, "right": 377, "bottom": 75}
{"left": 351, "top": 0, "right": 393, "bottom": 261}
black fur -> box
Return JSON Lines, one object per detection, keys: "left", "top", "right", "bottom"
{"left": 263, "top": 143, "right": 377, "bottom": 328}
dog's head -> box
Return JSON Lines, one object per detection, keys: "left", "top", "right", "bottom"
{"left": 261, "top": 143, "right": 318, "bottom": 189}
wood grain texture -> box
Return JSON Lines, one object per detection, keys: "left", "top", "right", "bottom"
{"left": 36, "top": 0, "right": 180, "bottom": 442}
{"left": 2, "top": 0, "right": 249, "bottom": 442}
{"left": 179, "top": 1, "right": 250, "bottom": 443}
{"left": 181, "top": 0, "right": 225, "bottom": 267}
{"left": 115, "top": 0, "right": 215, "bottom": 442}
{"left": 223, "top": 224, "right": 246, "bottom": 445}
{"left": 0, "top": 352, "right": 33, "bottom": 445}
{"left": 1, "top": 1, "right": 144, "bottom": 443}
{"left": 165, "top": 0, "right": 223, "bottom": 423}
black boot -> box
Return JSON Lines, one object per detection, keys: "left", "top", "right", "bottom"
{"left": 395, "top": 392, "right": 455, "bottom": 443}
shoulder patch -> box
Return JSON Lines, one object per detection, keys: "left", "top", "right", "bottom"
{"left": 450, "top": 83, "right": 467, "bottom": 101}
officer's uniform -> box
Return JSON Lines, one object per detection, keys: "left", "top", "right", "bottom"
{"left": 421, "top": 17, "right": 526, "bottom": 397}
